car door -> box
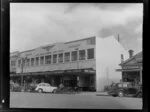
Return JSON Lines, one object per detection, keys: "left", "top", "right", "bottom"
{"left": 45, "top": 84, "right": 51, "bottom": 92}
{"left": 41, "top": 83, "right": 47, "bottom": 92}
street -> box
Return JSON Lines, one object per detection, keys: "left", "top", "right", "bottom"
{"left": 10, "top": 92, "right": 142, "bottom": 109}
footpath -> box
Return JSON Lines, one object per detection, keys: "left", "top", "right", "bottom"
{"left": 76, "top": 92, "right": 109, "bottom": 96}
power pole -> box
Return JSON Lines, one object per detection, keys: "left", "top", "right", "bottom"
{"left": 117, "top": 34, "right": 120, "bottom": 42}
{"left": 21, "top": 58, "right": 24, "bottom": 92}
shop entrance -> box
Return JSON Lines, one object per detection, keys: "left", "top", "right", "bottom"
{"left": 122, "top": 71, "right": 140, "bottom": 87}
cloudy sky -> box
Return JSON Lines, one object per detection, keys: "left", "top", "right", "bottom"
{"left": 10, "top": 3, "right": 143, "bottom": 54}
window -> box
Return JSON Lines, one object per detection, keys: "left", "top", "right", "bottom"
{"left": 71, "top": 51, "right": 77, "bottom": 61}
{"left": 26, "top": 59, "right": 30, "bottom": 67}
{"left": 36, "top": 57, "right": 39, "bottom": 66}
{"left": 58, "top": 53, "right": 63, "bottom": 63}
{"left": 18, "top": 60, "right": 21, "bottom": 67}
{"left": 87, "top": 48, "right": 94, "bottom": 59}
{"left": 64, "top": 52, "right": 70, "bottom": 62}
{"left": 53, "top": 54, "right": 57, "bottom": 64}
{"left": 31, "top": 58, "right": 34, "bottom": 66}
{"left": 79, "top": 50, "right": 85, "bottom": 60}
{"left": 87, "top": 38, "right": 95, "bottom": 45}
{"left": 40, "top": 56, "right": 44, "bottom": 65}
{"left": 22, "top": 59, "right": 25, "bottom": 67}
{"left": 11, "top": 61, "right": 16, "bottom": 67}
{"left": 45, "top": 55, "right": 51, "bottom": 64}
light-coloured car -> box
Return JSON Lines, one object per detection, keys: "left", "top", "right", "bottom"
{"left": 35, "top": 83, "right": 57, "bottom": 93}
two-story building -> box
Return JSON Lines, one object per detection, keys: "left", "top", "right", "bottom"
{"left": 10, "top": 36, "right": 128, "bottom": 91}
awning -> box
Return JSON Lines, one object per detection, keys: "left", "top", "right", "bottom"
{"left": 116, "top": 68, "right": 141, "bottom": 72}
{"left": 10, "top": 69, "right": 96, "bottom": 76}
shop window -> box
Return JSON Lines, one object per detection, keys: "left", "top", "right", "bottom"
{"left": 31, "top": 58, "right": 34, "bottom": 66}
{"left": 79, "top": 50, "right": 85, "bottom": 60}
{"left": 58, "top": 53, "right": 63, "bottom": 63}
{"left": 18, "top": 60, "right": 21, "bottom": 67}
{"left": 45, "top": 55, "right": 51, "bottom": 64}
{"left": 71, "top": 51, "right": 78, "bottom": 61}
{"left": 53, "top": 54, "right": 57, "bottom": 64}
{"left": 36, "top": 57, "right": 39, "bottom": 66}
{"left": 64, "top": 52, "right": 70, "bottom": 62}
{"left": 87, "top": 48, "right": 94, "bottom": 59}
{"left": 40, "top": 56, "right": 44, "bottom": 65}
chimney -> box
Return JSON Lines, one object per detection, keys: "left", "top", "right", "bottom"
{"left": 121, "top": 54, "right": 124, "bottom": 63}
{"left": 128, "top": 50, "right": 134, "bottom": 58}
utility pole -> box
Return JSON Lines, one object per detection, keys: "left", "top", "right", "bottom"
{"left": 21, "top": 57, "right": 27, "bottom": 92}
{"left": 21, "top": 57, "right": 24, "bottom": 92}
{"left": 117, "top": 34, "right": 120, "bottom": 42}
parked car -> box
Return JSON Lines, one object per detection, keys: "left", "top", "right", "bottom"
{"left": 35, "top": 83, "right": 57, "bottom": 93}
{"left": 108, "top": 82, "right": 142, "bottom": 98}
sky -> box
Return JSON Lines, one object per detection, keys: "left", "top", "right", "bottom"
{"left": 10, "top": 3, "right": 143, "bottom": 54}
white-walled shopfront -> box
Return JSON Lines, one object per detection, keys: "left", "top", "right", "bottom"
{"left": 10, "top": 36, "right": 128, "bottom": 91}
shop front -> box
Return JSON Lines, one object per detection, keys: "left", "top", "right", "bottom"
{"left": 116, "top": 51, "right": 142, "bottom": 87}
{"left": 10, "top": 69, "right": 96, "bottom": 92}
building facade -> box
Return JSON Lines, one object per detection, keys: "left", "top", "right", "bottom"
{"left": 116, "top": 50, "right": 142, "bottom": 87}
{"left": 10, "top": 36, "right": 128, "bottom": 91}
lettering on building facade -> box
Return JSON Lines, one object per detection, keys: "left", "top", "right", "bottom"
{"left": 68, "top": 44, "right": 80, "bottom": 48}
{"left": 42, "top": 45, "right": 55, "bottom": 51}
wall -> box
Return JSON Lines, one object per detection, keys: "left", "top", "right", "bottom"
{"left": 16, "top": 37, "right": 96, "bottom": 73}
{"left": 96, "top": 36, "right": 128, "bottom": 92}
{"left": 17, "top": 59, "right": 95, "bottom": 73}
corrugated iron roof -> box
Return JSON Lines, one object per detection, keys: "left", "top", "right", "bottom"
{"left": 120, "top": 51, "right": 142, "bottom": 66}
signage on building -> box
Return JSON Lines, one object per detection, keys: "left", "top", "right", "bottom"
{"left": 42, "top": 45, "right": 55, "bottom": 51}
{"left": 68, "top": 44, "right": 80, "bottom": 48}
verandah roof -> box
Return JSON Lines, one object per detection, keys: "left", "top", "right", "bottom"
{"left": 10, "top": 69, "right": 96, "bottom": 77}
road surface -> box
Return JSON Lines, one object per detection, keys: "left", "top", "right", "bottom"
{"left": 10, "top": 92, "right": 142, "bottom": 109}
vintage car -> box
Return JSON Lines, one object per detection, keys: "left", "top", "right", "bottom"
{"left": 108, "top": 82, "right": 142, "bottom": 98}
{"left": 35, "top": 83, "right": 57, "bottom": 93}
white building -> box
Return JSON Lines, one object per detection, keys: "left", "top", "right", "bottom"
{"left": 10, "top": 36, "right": 128, "bottom": 91}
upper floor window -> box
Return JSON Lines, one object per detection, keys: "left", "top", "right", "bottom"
{"left": 18, "top": 60, "right": 21, "bottom": 67}
{"left": 40, "top": 56, "right": 44, "bottom": 65}
{"left": 64, "top": 52, "right": 70, "bottom": 62}
{"left": 11, "top": 61, "right": 16, "bottom": 67}
{"left": 71, "top": 51, "right": 77, "bottom": 61}
{"left": 53, "top": 54, "right": 57, "bottom": 64}
{"left": 87, "top": 48, "right": 94, "bottom": 59}
{"left": 58, "top": 53, "right": 63, "bottom": 63}
{"left": 79, "top": 50, "right": 85, "bottom": 60}
{"left": 26, "top": 59, "right": 30, "bottom": 67}
{"left": 45, "top": 55, "right": 51, "bottom": 64}
{"left": 36, "top": 57, "right": 39, "bottom": 66}
{"left": 31, "top": 58, "right": 34, "bottom": 66}
{"left": 87, "top": 38, "right": 95, "bottom": 45}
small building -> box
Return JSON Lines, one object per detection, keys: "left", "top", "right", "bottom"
{"left": 10, "top": 36, "right": 128, "bottom": 92}
{"left": 116, "top": 50, "right": 142, "bottom": 87}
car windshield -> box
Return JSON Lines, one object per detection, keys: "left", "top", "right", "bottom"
{"left": 45, "top": 84, "right": 50, "bottom": 86}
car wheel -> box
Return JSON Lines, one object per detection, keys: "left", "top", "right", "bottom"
{"left": 112, "top": 94, "right": 117, "bottom": 97}
{"left": 38, "top": 89, "right": 43, "bottom": 93}
{"left": 118, "top": 91, "right": 124, "bottom": 97}
{"left": 52, "top": 89, "right": 57, "bottom": 93}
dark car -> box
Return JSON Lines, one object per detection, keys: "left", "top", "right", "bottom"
{"left": 108, "top": 83, "right": 142, "bottom": 98}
